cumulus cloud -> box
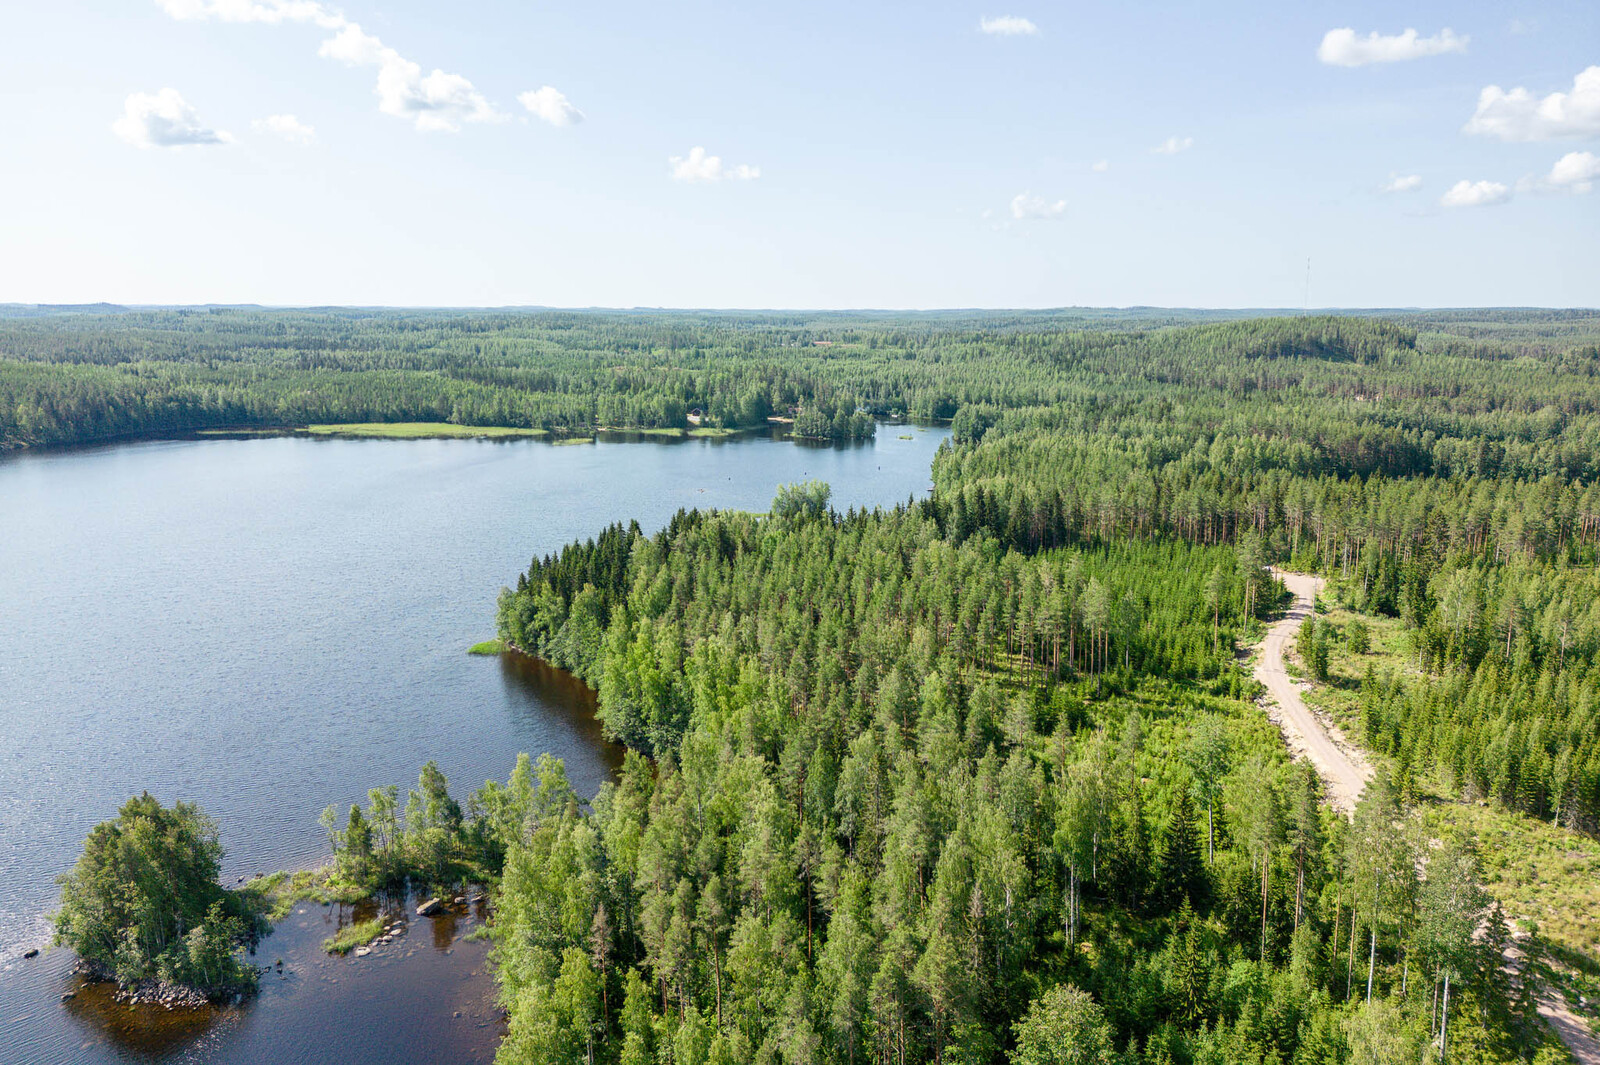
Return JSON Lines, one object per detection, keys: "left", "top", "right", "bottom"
{"left": 979, "top": 15, "right": 1038, "bottom": 36}
{"left": 113, "top": 89, "right": 230, "bottom": 148}
{"left": 319, "top": 23, "right": 502, "bottom": 131}
{"left": 253, "top": 112, "right": 315, "bottom": 143}
{"left": 1547, "top": 151, "right": 1600, "bottom": 193}
{"left": 1152, "top": 135, "right": 1193, "bottom": 154}
{"left": 1463, "top": 65, "right": 1600, "bottom": 142}
{"left": 1380, "top": 173, "right": 1422, "bottom": 193}
{"left": 1091, "top": 159, "right": 1109, "bottom": 172}
{"left": 159, "top": 0, "right": 504, "bottom": 132}
{"left": 669, "top": 147, "right": 759, "bottom": 183}
{"left": 1010, "top": 193, "right": 1066, "bottom": 220}
{"left": 158, "top": 0, "right": 340, "bottom": 25}
{"left": 1440, "top": 179, "right": 1511, "bottom": 208}
{"left": 1317, "top": 27, "right": 1468, "bottom": 67}
{"left": 518, "top": 86, "right": 584, "bottom": 127}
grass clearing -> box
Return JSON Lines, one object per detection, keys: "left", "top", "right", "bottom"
{"left": 302, "top": 422, "right": 545, "bottom": 439}
{"left": 1426, "top": 801, "right": 1600, "bottom": 964}
{"left": 1426, "top": 800, "right": 1600, "bottom": 1034}
{"left": 468, "top": 638, "right": 506, "bottom": 655}
{"left": 240, "top": 867, "right": 369, "bottom": 921}
{"left": 601, "top": 426, "right": 686, "bottom": 437}
{"left": 323, "top": 917, "right": 386, "bottom": 955}
{"left": 1298, "top": 603, "right": 1417, "bottom": 735}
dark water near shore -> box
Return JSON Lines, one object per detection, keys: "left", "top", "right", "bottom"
{"left": 0, "top": 426, "right": 947, "bottom": 1064}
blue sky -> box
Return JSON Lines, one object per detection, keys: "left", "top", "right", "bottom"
{"left": 1, "top": 1, "right": 1595, "bottom": 307}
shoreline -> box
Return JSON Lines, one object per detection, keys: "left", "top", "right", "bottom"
{"left": 1, "top": 415, "right": 944, "bottom": 459}
{"left": 14, "top": 872, "right": 502, "bottom": 1050}
{"left": 17, "top": 884, "right": 504, "bottom": 1064}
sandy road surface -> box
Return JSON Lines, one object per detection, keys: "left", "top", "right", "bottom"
{"left": 1256, "top": 572, "right": 1598, "bottom": 1062}
{"left": 1253, "top": 570, "right": 1371, "bottom": 813}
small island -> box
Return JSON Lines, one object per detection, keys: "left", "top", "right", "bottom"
{"left": 54, "top": 794, "right": 262, "bottom": 1005}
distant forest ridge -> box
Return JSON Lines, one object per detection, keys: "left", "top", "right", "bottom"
{"left": 1, "top": 308, "right": 1597, "bottom": 452}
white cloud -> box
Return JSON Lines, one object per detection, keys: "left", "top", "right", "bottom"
{"left": 669, "top": 147, "right": 760, "bottom": 183}
{"left": 319, "top": 22, "right": 502, "bottom": 132}
{"left": 158, "top": 0, "right": 339, "bottom": 24}
{"left": 1440, "top": 179, "right": 1511, "bottom": 208}
{"left": 1010, "top": 192, "right": 1066, "bottom": 220}
{"left": 1091, "top": 159, "right": 1109, "bottom": 172}
{"left": 1548, "top": 151, "right": 1600, "bottom": 193}
{"left": 159, "top": 0, "right": 504, "bottom": 132}
{"left": 253, "top": 112, "right": 315, "bottom": 144}
{"left": 1317, "top": 27, "right": 1468, "bottom": 67}
{"left": 979, "top": 16, "right": 1038, "bottom": 36}
{"left": 317, "top": 22, "right": 386, "bottom": 65}
{"left": 1463, "top": 66, "right": 1600, "bottom": 142}
{"left": 1380, "top": 173, "right": 1422, "bottom": 193}
{"left": 1152, "top": 135, "right": 1193, "bottom": 154}
{"left": 113, "top": 89, "right": 230, "bottom": 148}
{"left": 518, "top": 86, "right": 584, "bottom": 127}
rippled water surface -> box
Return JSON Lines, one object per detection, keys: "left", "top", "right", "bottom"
{"left": 0, "top": 426, "right": 947, "bottom": 1064}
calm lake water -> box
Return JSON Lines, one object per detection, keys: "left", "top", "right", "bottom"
{"left": 0, "top": 425, "right": 948, "bottom": 1065}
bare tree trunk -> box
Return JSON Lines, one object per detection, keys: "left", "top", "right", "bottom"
{"left": 1261, "top": 856, "right": 1270, "bottom": 961}
{"left": 1440, "top": 972, "right": 1451, "bottom": 1063}
{"left": 1294, "top": 850, "right": 1305, "bottom": 934}
{"left": 1346, "top": 906, "right": 1357, "bottom": 998}
{"left": 1367, "top": 924, "right": 1377, "bottom": 1004}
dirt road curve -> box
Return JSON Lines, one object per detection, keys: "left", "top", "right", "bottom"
{"left": 1258, "top": 572, "right": 1599, "bottom": 1063}
{"left": 1254, "top": 570, "right": 1372, "bottom": 813}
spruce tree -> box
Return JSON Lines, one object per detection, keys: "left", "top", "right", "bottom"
{"left": 1158, "top": 789, "right": 1207, "bottom": 908}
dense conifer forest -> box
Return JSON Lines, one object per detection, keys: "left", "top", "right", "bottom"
{"left": 17, "top": 307, "right": 1600, "bottom": 1063}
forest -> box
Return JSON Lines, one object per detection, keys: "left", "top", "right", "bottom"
{"left": 471, "top": 309, "right": 1600, "bottom": 1064}
{"left": 3, "top": 307, "right": 1595, "bottom": 452}
{"left": 22, "top": 307, "right": 1600, "bottom": 1063}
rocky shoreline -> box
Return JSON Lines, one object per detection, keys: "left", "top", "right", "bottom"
{"left": 110, "top": 978, "right": 216, "bottom": 1009}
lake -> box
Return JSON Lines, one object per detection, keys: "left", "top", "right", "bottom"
{"left": 0, "top": 425, "right": 948, "bottom": 1065}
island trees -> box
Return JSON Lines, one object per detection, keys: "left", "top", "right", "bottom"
{"left": 54, "top": 793, "right": 258, "bottom": 998}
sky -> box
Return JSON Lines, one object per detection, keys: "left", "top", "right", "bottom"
{"left": 0, "top": 0, "right": 1595, "bottom": 308}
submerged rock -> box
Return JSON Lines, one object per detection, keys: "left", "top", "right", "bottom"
{"left": 23, "top": 948, "right": 39, "bottom": 959}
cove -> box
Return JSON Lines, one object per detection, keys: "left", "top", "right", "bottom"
{"left": 0, "top": 426, "right": 948, "bottom": 1065}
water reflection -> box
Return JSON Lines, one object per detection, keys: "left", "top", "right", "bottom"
{"left": 498, "top": 650, "right": 624, "bottom": 779}
{"left": 61, "top": 977, "right": 222, "bottom": 1059}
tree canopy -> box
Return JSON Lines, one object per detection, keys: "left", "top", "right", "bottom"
{"left": 54, "top": 793, "right": 258, "bottom": 998}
